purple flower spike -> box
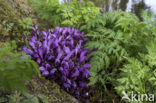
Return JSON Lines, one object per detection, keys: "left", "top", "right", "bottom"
{"left": 22, "top": 25, "right": 93, "bottom": 98}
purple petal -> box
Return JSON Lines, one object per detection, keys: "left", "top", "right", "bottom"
{"left": 63, "top": 83, "right": 71, "bottom": 88}
{"left": 35, "top": 24, "right": 38, "bottom": 30}
{"left": 69, "top": 62, "right": 74, "bottom": 69}
{"left": 71, "top": 69, "right": 79, "bottom": 78}
{"left": 46, "top": 63, "right": 51, "bottom": 69}
{"left": 82, "top": 69, "right": 90, "bottom": 78}
{"left": 75, "top": 90, "right": 80, "bottom": 95}
{"left": 29, "top": 41, "right": 35, "bottom": 49}
{"left": 42, "top": 70, "right": 49, "bottom": 76}
{"left": 72, "top": 82, "right": 77, "bottom": 89}
{"left": 79, "top": 82, "right": 88, "bottom": 88}
{"left": 50, "top": 68, "right": 57, "bottom": 74}
{"left": 67, "top": 79, "right": 71, "bottom": 85}
{"left": 22, "top": 46, "right": 33, "bottom": 55}
{"left": 38, "top": 48, "right": 44, "bottom": 59}
{"left": 64, "top": 45, "right": 70, "bottom": 54}
{"left": 39, "top": 66, "right": 45, "bottom": 72}
{"left": 36, "top": 58, "right": 41, "bottom": 64}
{"left": 79, "top": 56, "right": 86, "bottom": 64}
{"left": 30, "top": 36, "right": 37, "bottom": 42}
{"left": 61, "top": 76, "right": 67, "bottom": 81}
{"left": 47, "top": 55, "right": 54, "bottom": 61}
{"left": 83, "top": 64, "right": 91, "bottom": 69}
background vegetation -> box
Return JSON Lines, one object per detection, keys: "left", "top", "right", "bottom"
{"left": 0, "top": 0, "right": 156, "bottom": 103}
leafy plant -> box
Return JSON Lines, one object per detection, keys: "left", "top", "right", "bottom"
{"left": 0, "top": 42, "right": 39, "bottom": 92}
{"left": 59, "top": 0, "right": 100, "bottom": 28}
{"left": 0, "top": 20, "right": 14, "bottom": 36}
{"left": 18, "top": 17, "right": 33, "bottom": 36}
{"left": 28, "top": 0, "right": 100, "bottom": 28}
{"left": 0, "top": 97, "right": 8, "bottom": 103}
{"left": 7, "top": 91, "right": 49, "bottom": 103}
{"left": 115, "top": 41, "right": 156, "bottom": 102}
{"left": 80, "top": 11, "right": 156, "bottom": 100}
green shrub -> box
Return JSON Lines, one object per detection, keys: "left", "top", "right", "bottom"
{"left": 28, "top": 0, "right": 100, "bottom": 28}
{"left": 18, "top": 17, "right": 33, "bottom": 36}
{"left": 0, "top": 91, "right": 49, "bottom": 103}
{"left": 0, "top": 20, "right": 14, "bottom": 37}
{"left": 115, "top": 41, "right": 156, "bottom": 102}
{"left": 80, "top": 11, "right": 156, "bottom": 101}
{"left": 0, "top": 18, "right": 33, "bottom": 42}
{"left": 0, "top": 42, "right": 39, "bottom": 92}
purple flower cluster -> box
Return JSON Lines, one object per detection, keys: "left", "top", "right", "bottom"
{"left": 23, "top": 25, "right": 92, "bottom": 97}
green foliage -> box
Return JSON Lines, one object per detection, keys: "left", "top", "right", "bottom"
{"left": 8, "top": 91, "right": 23, "bottom": 103}
{"left": 0, "top": 42, "right": 39, "bottom": 92}
{"left": 0, "top": 20, "right": 14, "bottom": 37}
{"left": 7, "top": 91, "right": 48, "bottom": 103}
{"left": 28, "top": 0, "right": 100, "bottom": 28}
{"left": 80, "top": 11, "right": 156, "bottom": 100}
{"left": 0, "top": 18, "right": 33, "bottom": 42}
{"left": 22, "top": 92, "right": 48, "bottom": 103}
{"left": 60, "top": 0, "right": 100, "bottom": 28}
{"left": 28, "top": 0, "right": 61, "bottom": 26}
{"left": 115, "top": 57, "right": 156, "bottom": 103}
{"left": 0, "top": 0, "right": 35, "bottom": 43}
{"left": 18, "top": 17, "right": 33, "bottom": 36}
{"left": 115, "top": 41, "right": 156, "bottom": 102}
{"left": 0, "top": 97, "right": 8, "bottom": 103}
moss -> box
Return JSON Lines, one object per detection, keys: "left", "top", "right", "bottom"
{"left": 0, "top": 0, "right": 16, "bottom": 20}
{"left": 27, "top": 76, "right": 80, "bottom": 103}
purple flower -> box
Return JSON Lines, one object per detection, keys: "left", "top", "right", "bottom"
{"left": 36, "top": 58, "right": 41, "bottom": 64}
{"left": 42, "top": 70, "right": 49, "bottom": 76}
{"left": 38, "top": 48, "right": 44, "bottom": 59}
{"left": 83, "top": 64, "right": 91, "bottom": 69}
{"left": 47, "top": 55, "right": 54, "bottom": 61}
{"left": 71, "top": 69, "right": 79, "bottom": 78}
{"left": 75, "top": 90, "right": 80, "bottom": 96}
{"left": 79, "top": 55, "right": 86, "bottom": 64}
{"left": 30, "top": 36, "right": 37, "bottom": 42}
{"left": 39, "top": 66, "right": 45, "bottom": 72}
{"left": 29, "top": 41, "right": 35, "bottom": 49}
{"left": 63, "top": 83, "right": 71, "bottom": 88}
{"left": 50, "top": 68, "right": 57, "bottom": 74}
{"left": 79, "top": 82, "right": 88, "bottom": 88}
{"left": 64, "top": 45, "right": 70, "bottom": 54}
{"left": 82, "top": 69, "right": 90, "bottom": 78}
{"left": 22, "top": 46, "right": 33, "bottom": 55}
{"left": 72, "top": 81, "right": 77, "bottom": 89}
{"left": 22, "top": 25, "right": 93, "bottom": 97}
{"left": 46, "top": 63, "right": 51, "bottom": 69}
